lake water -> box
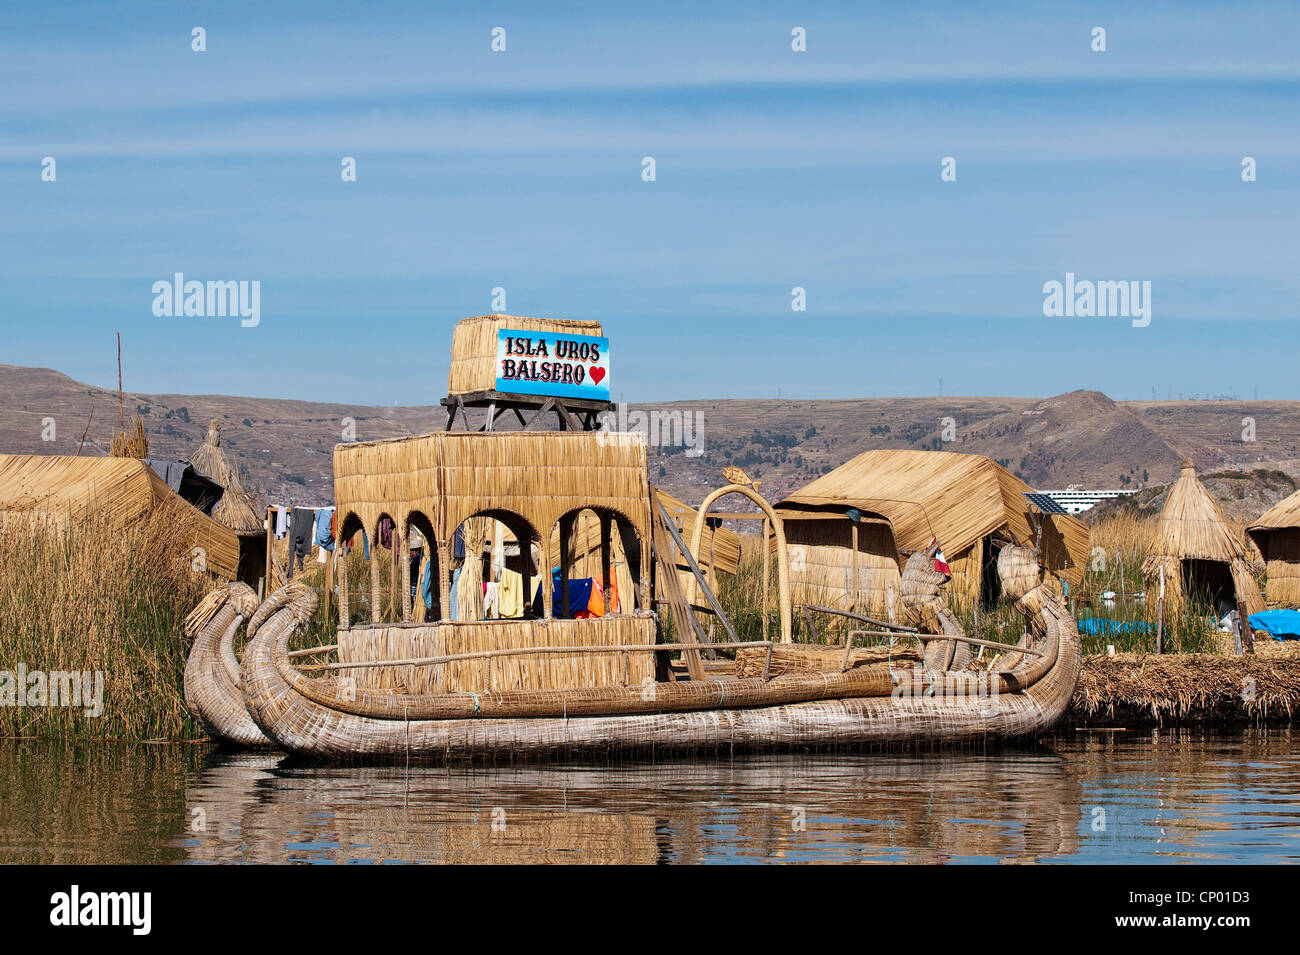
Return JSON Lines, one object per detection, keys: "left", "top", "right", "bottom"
{"left": 2, "top": 729, "right": 1297, "bottom": 864}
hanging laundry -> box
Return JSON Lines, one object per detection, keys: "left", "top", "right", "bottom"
{"left": 273, "top": 505, "right": 289, "bottom": 539}
{"left": 499, "top": 568, "right": 524, "bottom": 619}
{"left": 409, "top": 549, "right": 423, "bottom": 601}
{"left": 585, "top": 575, "right": 620, "bottom": 617}
{"left": 445, "top": 566, "right": 460, "bottom": 621}
{"left": 287, "top": 507, "right": 315, "bottom": 579}
{"left": 453, "top": 526, "right": 465, "bottom": 560}
{"left": 544, "top": 568, "right": 595, "bottom": 618}
{"left": 379, "top": 516, "right": 395, "bottom": 551}
{"left": 483, "top": 581, "right": 500, "bottom": 619}
{"left": 314, "top": 507, "right": 335, "bottom": 552}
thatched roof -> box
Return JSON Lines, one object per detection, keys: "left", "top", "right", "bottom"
{"left": 776, "top": 449, "right": 1090, "bottom": 582}
{"left": 1147, "top": 460, "right": 1248, "bottom": 562}
{"left": 1249, "top": 487, "right": 1300, "bottom": 535}
{"left": 1247, "top": 488, "right": 1300, "bottom": 606}
{"left": 333, "top": 431, "right": 650, "bottom": 552}
{"left": 189, "top": 419, "right": 263, "bottom": 536}
{"left": 0, "top": 453, "right": 239, "bottom": 579}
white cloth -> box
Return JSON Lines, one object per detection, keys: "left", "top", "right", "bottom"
{"left": 483, "top": 581, "right": 500, "bottom": 619}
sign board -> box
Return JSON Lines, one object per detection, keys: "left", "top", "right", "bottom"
{"left": 495, "top": 329, "right": 610, "bottom": 402}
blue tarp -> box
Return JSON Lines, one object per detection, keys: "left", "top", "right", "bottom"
{"left": 1076, "top": 618, "right": 1154, "bottom": 637}
{"left": 1248, "top": 610, "right": 1300, "bottom": 640}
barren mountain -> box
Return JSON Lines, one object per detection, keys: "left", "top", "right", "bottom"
{"left": 2, "top": 365, "right": 1299, "bottom": 514}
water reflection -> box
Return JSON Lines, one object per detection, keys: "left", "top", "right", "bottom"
{"left": 1, "top": 730, "right": 1297, "bottom": 864}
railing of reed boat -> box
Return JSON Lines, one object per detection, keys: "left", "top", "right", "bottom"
{"left": 799, "top": 603, "right": 1043, "bottom": 669}
{"left": 294, "top": 640, "right": 781, "bottom": 681}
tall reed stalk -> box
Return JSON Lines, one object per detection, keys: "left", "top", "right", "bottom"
{"left": 0, "top": 512, "right": 209, "bottom": 740}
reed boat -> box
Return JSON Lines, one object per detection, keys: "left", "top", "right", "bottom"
{"left": 183, "top": 428, "right": 1082, "bottom": 759}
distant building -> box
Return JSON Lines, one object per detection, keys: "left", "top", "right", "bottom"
{"left": 1034, "top": 485, "right": 1141, "bottom": 515}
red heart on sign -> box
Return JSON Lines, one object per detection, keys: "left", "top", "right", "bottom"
{"left": 589, "top": 367, "right": 606, "bottom": 385}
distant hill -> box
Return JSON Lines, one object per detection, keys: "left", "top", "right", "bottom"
{"left": 3, "top": 364, "right": 1300, "bottom": 516}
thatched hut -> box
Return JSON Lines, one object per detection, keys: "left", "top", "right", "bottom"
{"left": 1143, "top": 461, "right": 1265, "bottom": 618}
{"left": 0, "top": 453, "right": 240, "bottom": 579}
{"left": 1247, "top": 489, "right": 1300, "bottom": 608}
{"left": 189, "top": 420, "right": 261, "bottom": 533}
{"left": 188, "top": 419, "right": 265, "bottom": 583}
{"left": 776, "top": 450, "right": 1090, "bottom": 613}
{"left": 329, "top": 430, "right": 656, "bottom": 692}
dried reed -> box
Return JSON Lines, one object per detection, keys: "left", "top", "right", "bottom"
{"left": 0, "top": 511, "right": 209, "bottom": 740}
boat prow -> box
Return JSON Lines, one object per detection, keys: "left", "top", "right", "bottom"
{"left": 182, "top": 581, "right": 272, "bottom": 746}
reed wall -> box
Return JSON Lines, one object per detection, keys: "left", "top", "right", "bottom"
{"left": 337, "top": 615, "right": 657, "bottom": 693}
{"left": 782, "top": 518, "right": 902, "bottom": 618}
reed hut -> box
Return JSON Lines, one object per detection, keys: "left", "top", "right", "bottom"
{"left": 189, "top": 420, "right": 260, "bottom": 532}
{"left": 330, "top": 430, "right": 655, "bottom": 693}
{"left": 0, "top": 453, "right": 240, "bottom": 579}
{"left": 189, "top": 419, "right": 266, "bottom": 583}
{"left": 1249, "top": 489, "right": 1300, "bottom": 608}
{"left": 1143, "top": 461, "right": 1265, "bottom": 618}
{"left": 776, "top": 450, "right": 1089, "bottom": 613}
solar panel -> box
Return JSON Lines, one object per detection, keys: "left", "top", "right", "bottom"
{"left": 1024, "top": 492, "right": 1068, "bottom": 515}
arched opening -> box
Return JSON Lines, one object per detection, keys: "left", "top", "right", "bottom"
{"left": 447, "top": 509, "right": 540, "bottom": 622}
{"left": 550, "top": 506, "right": 644, "bottom": 619}
{"left": 366, "top": 512, "right": 401, "bottom": 624}
{"left": 690, "top": 484, "right": 792, "bottom": 644}
{"left": 406, "top": 510, "right": 438, "bottom": 623}
{"left": 1183, "top": 559, "right": 1238, "bottom": 618}
{"left": 335, "top": 511, "right": 368, "bottom": 629}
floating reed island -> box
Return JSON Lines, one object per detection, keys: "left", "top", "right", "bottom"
{"left": 1069, "top": 651, "right": 1300, "bottom": 727}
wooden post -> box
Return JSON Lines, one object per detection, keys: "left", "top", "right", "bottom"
{"left": 559, "top": 514, "right": 572, "bottom": 619}
{"left": 762, "top": 517, "right": 770, "bottom": 643}
{"left": 521, "top": 534, "right": 533, "bottom": 620}
{"left": 323, "top": 547, "right": 333, "bottom": 624}
{"left": 390, "top": 529, "right": 400, "bottom": 622}
{"left": 640, "top": 535, "right": 651, "bottom": 614}
{"left": 337, "top": 542, "right": 349, "bottom": 629}
{"left": 599, "top": 512, "right": 613, "bottom": 599}
{"left": 850, "top": 520, "right": 859, "bottom": 616}
{"left": 541, "top": 534, "right": 554, "bottom": 620}
{"left": 369, "top": 541, "right": 382, "bottom": 624}
{"left": 400, "top": 530, "right": 411, "bottom": 622}
{"left": 1155, "top": 565, "right": 1165, "bottom": 655}
{"left": 437, "top": 538, "right": 452, "bottom": 622}
{"left": 263, "top": 505, "right": 273, "bottom": 599}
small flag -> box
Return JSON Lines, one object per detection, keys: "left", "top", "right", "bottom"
{"left": 930, "top": 536, "right": 950, "bottom": 575}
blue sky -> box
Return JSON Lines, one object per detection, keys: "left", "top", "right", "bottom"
{"left": 2, "top": 1, "right": 1298, "bottom": 404}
